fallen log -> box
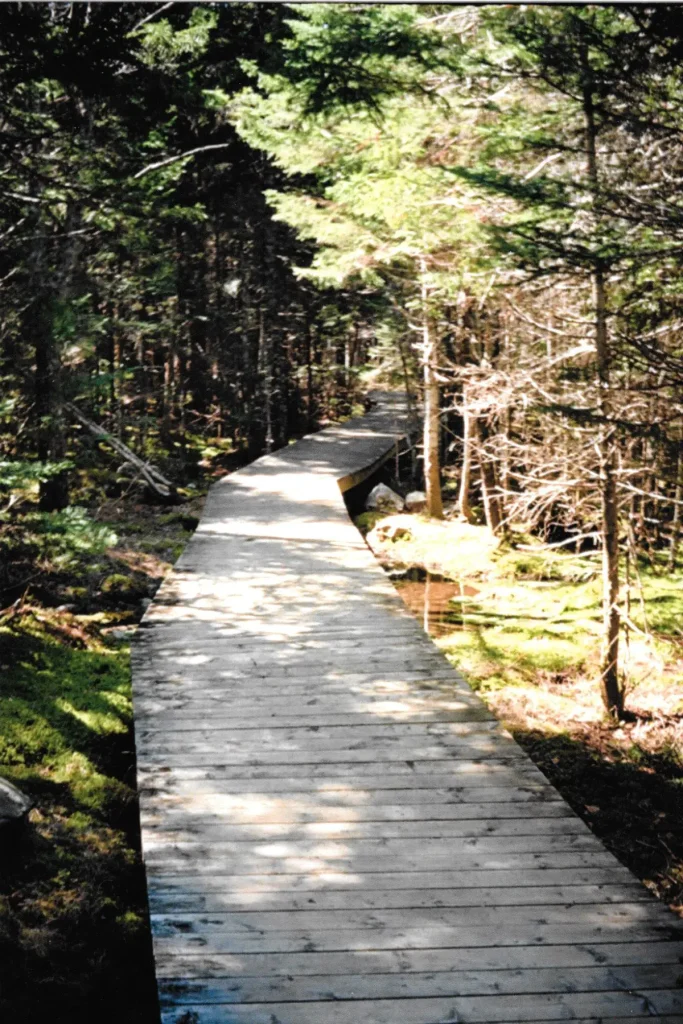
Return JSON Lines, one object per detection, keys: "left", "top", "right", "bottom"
{"left": 65, "top": 402, "right": 177, "bottom": 501}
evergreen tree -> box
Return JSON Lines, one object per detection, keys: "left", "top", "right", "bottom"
{"left": 231, "top": 13, "right": 490, "bottom": 518}
{"left": 451, "top": 5, "right": 683, "bottom": 716}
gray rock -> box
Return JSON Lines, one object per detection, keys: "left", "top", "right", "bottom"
{"left": 404, "top": 490, "right": 427, "bottom": 512}
{"left": 0, "top": 777, "right": 32, "bottom": 828}
{"left": 110, "top": 626, "right": 137, "bottom": 641}
{"left": 366, "top": 483, "right": 404, "bottom": 511}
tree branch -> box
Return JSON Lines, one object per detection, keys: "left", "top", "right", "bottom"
{"left": 130, "top": 2, "right": 176, "bottom": 34}
{"left": 133, "top": 143, "right": 232, "bottom": 180}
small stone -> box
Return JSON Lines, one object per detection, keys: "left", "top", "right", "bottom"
{"left": 56, "top": 604, "right": 76, "bottom": 613}
{"left": 404, "top": 490, "right": 427, "bottom": 512}
{"left": 366, "top": 483, "right": 404, "bottom": 511}
{"left": 0, "top": 777, "right": 32, "bottom": 829}
{"left": 109, "top": 626, "right": 137, "bottom": 640}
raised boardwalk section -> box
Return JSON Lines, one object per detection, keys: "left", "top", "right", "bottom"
{"left": 132, "top": 394, "right": 683, "bottom": 1024}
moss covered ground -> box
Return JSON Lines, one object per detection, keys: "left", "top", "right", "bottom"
{"left": 362, "top": 512, "right": 683, "bottom": 911}
{"left": 0, "top": 498, "right": 204, "bottom": 1023}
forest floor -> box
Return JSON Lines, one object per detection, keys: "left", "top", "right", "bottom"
{"left": 358, "top": 507, "right": 683, "bottom": 915}
{"left": 3, "top": 460, "right": 683, "bottom": 1023}
{"left": 0, "top": 493, "right": 206, "bottom": 1024}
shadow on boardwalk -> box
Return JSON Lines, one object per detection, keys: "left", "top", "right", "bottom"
{"left": 131, "top": 394, "right": 683, "bottom": 1024}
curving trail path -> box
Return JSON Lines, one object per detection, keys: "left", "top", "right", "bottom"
{"left": 132, "top": 393, "right": 683, "bottom": 1024}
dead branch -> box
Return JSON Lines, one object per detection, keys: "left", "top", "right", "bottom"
{"left": 65, "top": 402, "right": 177, "bottom": 500}
{"left": 133, "top": 143, "right": 233, "bottom": 180}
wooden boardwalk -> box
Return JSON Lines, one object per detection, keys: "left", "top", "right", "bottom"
{"left": 132, "top": 394, "right": 683, "bottom": 1024}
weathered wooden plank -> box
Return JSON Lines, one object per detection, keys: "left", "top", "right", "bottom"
{"left": 148, "top": 882, "right": 651, "bottom": 915}
{"left": 143, "top": 850, "right": 625, "bottom": 878}
{"left": 137, "top": 709, "right": 494, "bottom": 730}
{"left": 139, "top": 630, "right": 443, "bottom": 649}
{"left": 140, "top": 783, "right": 556, "bottom": 808}
{"left": 134, "top": 690, "right": 478, "bottom": 709}
{"left": 137, "top": 758, "right": 545, "bottom": 780}
{"left": 136, "top": 702, "right": 486, "bottom": 721}
{"left": 153, "top": 939, "right": 683, "bottom": 979}
{"left": 157, "top": 999, "right": 679, "bottom": 1024}
{"left": 137, "top": 711, "right": 493, "bottom": 732}
{"left": 132, "top": 668, "right": 465, "bottom": 685}
{"left": 148, "top": 866, "right": 639, "bottom": 895}
{"left": 150, "top": 901, "right": 671, "bottom": 938}
{"left": 147, "top": 881, "right": 651, "bottom": 914}
{"left": 140, "top": 795, "right": 574, "bottom": 823}
{"left": 151, "top": 919, "right": 682, "bottom": 957}
{"left": 138, "top": 775, "right": 553, "bottom": 799}
{"left": 135, "top": 707, "right": 484, "bottom": 725}
{"left": 136, "top": 720, "right": 501, "bottom": 750}
{"left": 136, "top": 741, "right": 527, "bottom": 767}
{"left": 134, "top": 663, "right": 460, "bottom": 684}
{"left": 143, "top": 833, "right": 607, "bottom": 864}
{"left": 156, "top": 993, "right": 683, "bottom": 1024}
{"left": 132, "top": 675, "right": 471, "bottom": 694}
{"left": 140, "top": 817, "right": 591, "bottom": 841}
{"left": 156, "top": 962, "right": 683, "bottom": 1003}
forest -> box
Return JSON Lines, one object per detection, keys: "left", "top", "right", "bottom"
{"left": 1, "top": 4, "right": 683, "bottom": 1021}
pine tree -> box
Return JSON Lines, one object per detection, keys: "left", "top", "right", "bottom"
{"left": 231, "top": 9, "right": 492, "bottom": 518}
{"left": 453, "top": 5, "right": 683, "bottom": 716}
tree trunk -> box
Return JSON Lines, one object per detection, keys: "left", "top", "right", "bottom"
{"left": 458, "top": 386, "right": 475, "bottom": 523}
{"left": 33, "top": 292, "right": 69, "bottom": 511}
{"left": 176, "top": 189, "right": 209, "bottom": 416}
{"left": 421, "top": 266, "right": 443, "bottom": 520}
{"left": 477, "top": 417, "right": 503, "bottom": 534}
{"left": 259, "top": 308, "right": 273, "bottom": 453}
{"left": 583, "top": 67, "right": 623, "bottom": 718}
{"left": 162, "top": 347, "right": 174, "bottom": 439}
{"left": 304, "top": 311, "right": 316, "bottom": 430}
{"left": 667, "top": 450, "right": 682, "bottom": 572}
{"left": 397, "top": 333, "right": 419, "bottom": 483}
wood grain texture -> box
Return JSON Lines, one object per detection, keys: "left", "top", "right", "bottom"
{"left": 132, "top": 394, "right": 683, "bottom": 1023}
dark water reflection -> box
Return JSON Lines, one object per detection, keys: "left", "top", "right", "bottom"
{"left": 388, "top": 566, "right": 479, "bottom": 637}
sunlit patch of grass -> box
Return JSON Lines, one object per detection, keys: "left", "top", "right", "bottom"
{"left": 633, "top": 571, "right": 683, "bottom": 636}
{"left": 365, "top": 514, "right": 501, "bottom": 578}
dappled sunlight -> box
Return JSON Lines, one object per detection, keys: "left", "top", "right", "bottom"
{"left": 129, "top": 394, "right": 683, "bottom": 1021}
{"left": 54, "top": 696, "right": 129, "bottom": 735}
{"left": 140, "top": 788, "right": 367, "bottom": 825}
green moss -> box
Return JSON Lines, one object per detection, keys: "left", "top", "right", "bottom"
{"left": 634, "top": 572, "right": 683, "bottom": 635}
{"left": 0, "top": 614, "right": 155, "bottom": 1021}
{"left": 100, "top": 571, "right": 151, "bottom": 603}
{"left": 158, "top": 511, "right": 200, "bottom": 531}
{"left": 0, "top": 617, "right": 131, "bottom": 807}
{"left": 493, "top": 544, "right": 599, "bottom": 584}
{"left": 354, "top": 510, "right": 385, "bottom": 535}
{"left": 373, "top": 514, "right": 682, "bottom": 705}
{"left": 101, "top": 573, "right": 135, "bottom": 596}
{"left": 114, "top": 519, "right": 147, "bottom": 535}
{"left": 136, "top": 537, "right": 178, "bottom": 558}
